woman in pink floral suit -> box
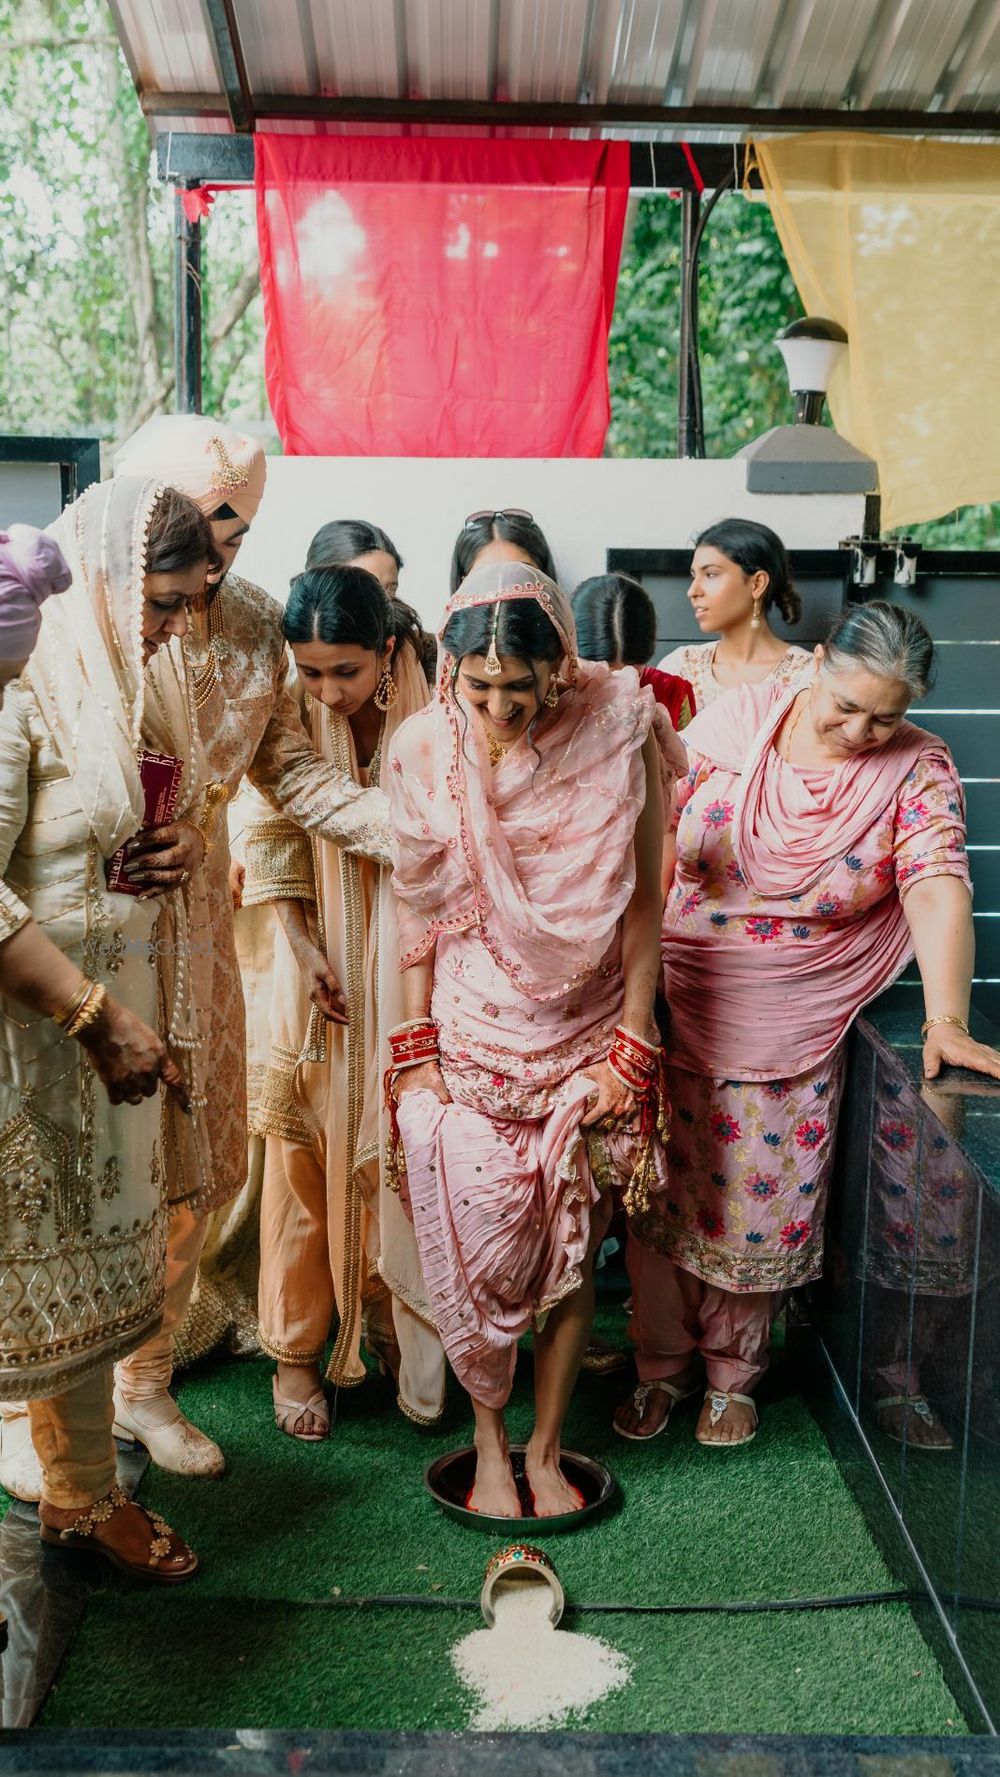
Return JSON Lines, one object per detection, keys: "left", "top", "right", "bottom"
{"left": 619, "top": 601, "right": 1000, "bottom": 1450}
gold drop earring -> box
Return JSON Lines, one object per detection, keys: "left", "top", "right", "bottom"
{"left": 374, "top": 656, "right": 398, "bottom": 711}
{"left": 750, "top": 595, "right": 762, "bottom": 631}
{"left": 544, "top": 672, "right": 561, "bottom": 709}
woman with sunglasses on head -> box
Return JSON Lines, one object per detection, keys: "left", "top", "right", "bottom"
{"left": 450, "top": 508, "right": 557, "bottom": 593}
{"left": 659, "top": 519, "right": 809, "bottom": 708}
{"left": 251, "top": 562, "right": 445, "bottom": 1440}
{"left": 387, "top": 561, "right": 686, "bottom": 1516}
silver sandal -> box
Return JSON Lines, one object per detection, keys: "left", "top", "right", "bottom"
{"left": 613, "top": 1378, "right": 700, "bottom": 1442}
{"left": 695, "top": 1389, "right": 759, "bottom": 1448}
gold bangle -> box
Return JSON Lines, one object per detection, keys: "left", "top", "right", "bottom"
{"left": 921, "top": 1014, "right": 970, "bottom": 1041}
{"left": 52, "top": 978, "right": 95, "bottom": 1031}
{"left": 65, "top": 983, "right": 107, "bottom": 1039}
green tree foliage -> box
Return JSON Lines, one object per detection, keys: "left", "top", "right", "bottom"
{"left": 0, "top": 0, "right": 264, "bottom": 444}
{"left": 607, "top": 191, "right": 803, "bottom": 459}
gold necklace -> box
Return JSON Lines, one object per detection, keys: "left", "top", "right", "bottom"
{"left": 486, "top": 732, "right": 509, "bottom": 769}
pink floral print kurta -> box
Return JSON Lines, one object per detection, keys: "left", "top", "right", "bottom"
{"left": 634, "top": 746, "right": 971, "bottom": 1292}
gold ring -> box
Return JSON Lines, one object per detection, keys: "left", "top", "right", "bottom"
{"left": 179, "top": 869, "right": 191, "bottom": 885}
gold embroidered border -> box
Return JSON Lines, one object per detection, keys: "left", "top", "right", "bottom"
{"left": 243, "top": 819, "right": 317, "bottom": 906}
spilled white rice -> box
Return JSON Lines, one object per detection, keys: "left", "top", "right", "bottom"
{"left": 450, "top": 1573, "right": 631, "bottom": 1731}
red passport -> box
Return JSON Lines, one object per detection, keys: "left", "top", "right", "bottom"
{"left": 105, "top": 750, "right": 184, "bottom": 896}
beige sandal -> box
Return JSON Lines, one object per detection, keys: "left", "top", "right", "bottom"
{"left": 271, "top": 1374, "right": 331, "bottom": 1442}
{"left": 874, "top": 1394, "right": 953, "bottom": 1451}
{"left": 613, "top": 1378, "right": 700, "bottom": 1441}
{"left": 695, "top": 1389, "right": 759, "bottom": 1447}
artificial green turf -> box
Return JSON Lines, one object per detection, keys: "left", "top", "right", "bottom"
{"left": 38, "top": 1330, "right": 968, "bottom": 1735}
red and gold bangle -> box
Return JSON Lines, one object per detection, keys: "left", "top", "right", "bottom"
{"left": 388, "top": 1018, "right": 440, "bottom": 1072}
{"left": 609, "top": 1024, "right": 660, "bottom": 1093}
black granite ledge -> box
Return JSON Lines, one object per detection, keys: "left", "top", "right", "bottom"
{"left": 862, "top": 1002, "right": 1000, "bottom": 1193}
{"left": 1, "top": 1731, "right": 999, "bottom": 1777}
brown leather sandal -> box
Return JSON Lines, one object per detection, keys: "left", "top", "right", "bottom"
{"left": 39, "top": 1483, "right": 199, "bottom": 1584}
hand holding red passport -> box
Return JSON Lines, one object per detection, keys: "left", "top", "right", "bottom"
{"left": 106, "top": 751, "right": 185, "bottom": 897}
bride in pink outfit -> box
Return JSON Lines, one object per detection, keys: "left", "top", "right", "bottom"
{"left": 386, "top": 562, "right": 686, "bottom": 1517}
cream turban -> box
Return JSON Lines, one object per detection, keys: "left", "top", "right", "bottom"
{"left": 114, "top": 414, "right": 267, "bottom": 525}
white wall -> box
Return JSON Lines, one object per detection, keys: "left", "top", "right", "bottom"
{"left": 236, "top": 455, "right": 865, "bottom": 627}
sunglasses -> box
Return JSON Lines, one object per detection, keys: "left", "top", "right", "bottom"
{"left": 463, "top": 508, "right": 534, "bottom": 528}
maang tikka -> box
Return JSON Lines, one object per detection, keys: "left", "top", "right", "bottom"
{"left": 483, "top": 601, "right": 503, "bottom": 676}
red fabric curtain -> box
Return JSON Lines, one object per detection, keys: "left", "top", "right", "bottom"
{"left": 254, "top": 134, "right": 630, "bottom": 457}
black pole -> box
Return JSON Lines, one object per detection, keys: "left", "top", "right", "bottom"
{"left": 677, "top": 189, "right": 700, "bottom": 458}
{"left": 174, "top": 187, "right": 203, "bottom": 413}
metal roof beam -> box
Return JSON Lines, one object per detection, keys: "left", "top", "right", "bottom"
{"left": 853, "top": 0, "right": 917, "bottom": 110}
{"left": 153, "top": 131, "right": 757, "bottom": 190}
{"left": 683, "top": 0, "right": 720, "bottom": 105}
{"left": 770, "top": 0, "right": 818, "bottom": 108}
{"left": 199, "top": 0, "right": 254, "bottom": 132}
{"left": 941, "top": 0, "right": 1000, "bottom": 110}
{"left": 141, "top": 91, "right": 1000, "bottom": 132}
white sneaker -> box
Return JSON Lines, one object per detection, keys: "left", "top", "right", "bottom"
{"left": 0, "top": 1406, "right": 42, "bottom": 1503}
{"left": 112, "top": 1384, "right": 225, "bottom": 1478}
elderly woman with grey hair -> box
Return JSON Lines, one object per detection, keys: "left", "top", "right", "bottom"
{"left": 620, "top": 601, "right": 1000, "bottom": 1451}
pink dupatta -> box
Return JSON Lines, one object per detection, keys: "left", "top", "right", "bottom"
{"left": 668, "top": 675, "right": 952, "bottom": 1078}
{"left": 388, "top": 562, "right": 685, "bottom": 1004}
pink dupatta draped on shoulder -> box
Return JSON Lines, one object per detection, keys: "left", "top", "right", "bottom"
{"left": 389, "top": 563, "right": 686, "bottom": 1001}
{"left": 667, "top": 675, "right": 956, "bottom": 1079}
{"left": 387, "top": 564, "right": 684, "bottom": 1406}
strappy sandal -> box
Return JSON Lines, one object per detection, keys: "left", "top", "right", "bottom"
{"left": 874, "top": 1394, "right": 953, "bottom": 1450}
{"left": 38, "top": 1482, "right": 198, "bottom": 1584}
{"left": 695, "top": 1389, "right": 759, "bottom": 1448}
{"left": 613, "top": 1378, "right": 700, "bottom": 1441}
{"left": 272, "top": 1373, "right": 331, "bottom": 1442}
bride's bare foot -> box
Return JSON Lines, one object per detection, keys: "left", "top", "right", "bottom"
{"left": 469, "top": 1444, "right": 521, "bottom": 1517}
{"left": 524, "top": 1441, "right": 583, "bottom": 1517}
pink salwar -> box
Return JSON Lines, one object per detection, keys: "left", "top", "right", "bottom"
{"left": 626, "top": 1239, "right": 777, "bottom": 1394}
{"left": 395, "top": 927, "right": 629, "bottom": 1408}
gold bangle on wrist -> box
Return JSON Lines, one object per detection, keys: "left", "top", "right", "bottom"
{"left": 52, "top": 978, "right": 96, "bottom": 1031}
{"left": 53, "top": 980, "right": 108, "bottom": 1039}
{"left": 921, "top": 1013, "right": 970, "bottom": 1041}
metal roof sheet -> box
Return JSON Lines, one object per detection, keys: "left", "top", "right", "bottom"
{"left": 109, "top": 0, "right": 1000, "bottom": 136}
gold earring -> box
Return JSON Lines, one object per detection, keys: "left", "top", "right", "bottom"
{"left": 750, "top": 596, "right": 762, "bottom": 631}
{"left": 544, "top": 674, "right": 560, "bottom": 709}
{"left": 374, "top": 661, "right": 397, "bottom": 711}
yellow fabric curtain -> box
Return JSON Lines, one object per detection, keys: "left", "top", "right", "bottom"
{"left": 752, "top": 133, "right": 1000, "bottom": 529}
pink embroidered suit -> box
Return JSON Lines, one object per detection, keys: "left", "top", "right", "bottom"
{"left": 388, "top": 566, "right": 686, "bottom": 1409}
{"left": 629, "top": 673, "right": 971, "bottom": 1395}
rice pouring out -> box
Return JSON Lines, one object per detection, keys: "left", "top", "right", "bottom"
{"left": 451, "top": 1574, "right": 631, "bottom": 1731}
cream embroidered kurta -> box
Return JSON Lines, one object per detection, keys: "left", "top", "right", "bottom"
{"left": 178, "top": 571, "right": 392, "bottom": 1220}
{"left": 0, "top": 684, "right": 167, "bottom": 1399}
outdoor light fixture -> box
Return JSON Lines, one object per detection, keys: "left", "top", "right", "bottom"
{"left": 776, "top": 316, "right": 849, "bottom": 426}
{"left": 738, "top": 314, "right": 877, "bottom": 498}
